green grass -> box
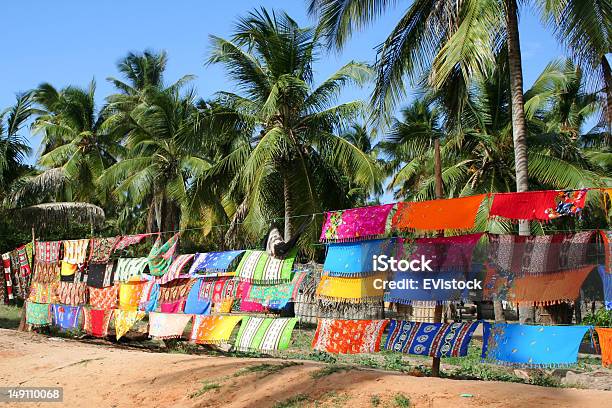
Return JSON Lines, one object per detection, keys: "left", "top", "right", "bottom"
{"left": 233, "top": 362, "right": 302, "bottom": 378}
{"left": 310, "top": 364, "right": 356, "bottom": 379}
{"left": 272, "top": 393, "right": 309, "bottom": 408}
{"left": 189, "top": 382, "right": 221, "bottom": 398}
{"left": 393, "top": 393, "right": 411, "bottom": 407}
{"left": 370, "top": 395, "right": 381, "bottom": 406}
{"left": 0, "top": 304, "right": 22, "bottom": 329}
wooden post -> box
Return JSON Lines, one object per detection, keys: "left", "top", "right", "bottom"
{"left": 431, "top": 137, "right": 443, "bottom": 377}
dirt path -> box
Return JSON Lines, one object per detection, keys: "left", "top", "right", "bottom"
{"left": 0, "top": 329, "right": 609, "bottom": 408}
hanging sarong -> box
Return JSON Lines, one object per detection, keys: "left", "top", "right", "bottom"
{"left": 482, "top": 323, "right": 590, "bottom": 367}
{"left": 160, "top": 299, "right": 186, "bottom": 313}
{"left": 323, "top": 239, "right": 398, "bottom": 276}
{"left": 385, "top": 320, "right": 479, "bottom": 357}
{"left": 62, "top": 239, "right": 89, "bottom": 264}
{"left": 392, "top": 195, "right": 485, "bottom": 232}
{"left": 385, "top": 269, "right": 475, "bottom": 305}
{"left": 544, "top": 189, "right": 588, "bottom": 219}
{"left": 119, "top": 280, "right": 148, "bottom": 311}
{"left": 601, "top": 230, "right": 612, "bottom": 274}
{"left": 198, "top": 277, "right": 240, "bottom": 303}
{"left": 28, "top": 282, "right": 58, "bottom": 303}
{"left": 1, "top": 254, "right": 12, "bottom": 303}
{"left": 87, "top": 262, "right": 116, "bottom": 288}
{"left": 320, "top": 204, "right": 395, "bottom": 243}
{"left": 51, "top": 304, "right": 81, "bottom": 330}
{"left": 35, "top": 241, "right": 62, "bottom": 263}
{"left": 114, "top": 258, "right": 148, "bottom": 283}
{"left": 596, "top": 328, "right": 612, "bottom": 367}
{"left": 60, "top": 261, "right": 78, "bottom": 278}
{"left": 247, "top": 273, "right": 306, "bottom": 308}
{"left": 239, "top": 299, "right": 267, "bottom": 313}
{"left": 138, "top": 280, "right": 159, "bottom": 312}
{"left": 312, "top": 318, "right": 388, "bottom": 354}
{"left": 316, "top": 274, "right": 385, "bottom": 303}
{"left": 26, "top": 302, "right": 51, "bottom": 327}
{"left": 9, "top": 246, "right": 31, "bottom": 299}
{"left": 510, "top": 265, "right": 594, "bottom": 305}
{"left": 234, "top": 317, "right": 297, "bottom": 352}
{"left": 184, "top": 280, "right": 211, "bottom": 315}
{"left": 89, "top": 237, "right": 120, "bottom": 263}
{"left": 189, "top": 315, "right": 243, "bottom": 344}
{"left": 403, "top": 233, "right": 483, "bottom": 272}
{"left": 148, "top": 312, "right": 192, "bottom": 339}
{"left": 57, "top": 281, "right": 88, "bottom": 306}
{"left": 236, "top": 249, "right": 296, "bottom": 284}
{"left": 147, "top": 233, "right": 180, "bottom": 277}
{"left": 156, "top": 254, "right": 194, "bottom": 284}
{"left": 83, "top": 308, "right": 113, "bottom": 337}
{"left": 487, "top": 231, "right": 594, "bottom": 276}
{"left": 189, "top": 250, "right": 245, "bottom": 275}
{"left": 598, "top": 265, "right": 612, "bottom": 310}
{"left": 158, "top": 278, "right": 195, "bottom": 304}
{"left": 114, "top": 233, "right": 150, "bottom": 252}
{"left": 88, "top": 284, "right": 118, "bottom": 309}
{"left": 488, "top": 190, "right": 587, "bottom": 221}
{"left": 114, "top": 309, "right": 146, "bottom": 340}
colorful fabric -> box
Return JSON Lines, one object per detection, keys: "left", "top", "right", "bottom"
{"left": 119, "top": 280, "right": 148, "bottom": 310}
{"left": 323, "top": 239, "right": 398, "bottom": 276}
{"left": 1, "top": 254, "right": 12, "bottom": 303}
{"left": 596, "top": 328, "right": 612, "bottom": 367}
{"left": 212, "top": 298, "right": 234, "bottom": 313}
{"left": 544, "top": 189, "right": 588, "bottom": 219}
{"left": 160, "top": 299, "right": 186, "bottom": 313}
{"left": 235, "top": 249, "right": 296, "bottom": 284}
{"left": 189, "top": 250, "right": 245, "bottom": 275}
{"left": 320, "top": 204, "right": 395, "bottom": 242}
{"left": 114, "top": 309, "right": 146, "bottom": 340}
{"left": 602, "top": 230, "right": 612, "bottom": 274}
{"left": 9, "top": 246, "right": 31, "bottom": 299}
{"left": 234, "top": 317, "right": 297, "bottom": 352}
{"left": 57, "top": 281, "right": 88, "bottom": 305}
{"left": 62, "top": 239, "right": 89, "bottom": 264}
{"left": 598, "top": 265, "right": 612, "bottom": 310}
{"left": 189, "top": 315, "right": 243, "bottom": 344}
{"left": 482, "top": 323, "right": 590, "bottom": 367}
{"left": 147, "top": 233, "right": 180, "bottom": 277}
{"left": 156, "top": 254, "right": 194, "bottom": 284}
{"left": 198, "top": 277, "right": 241, "bottom": 302}
{"left": 158, "top": 278, "right": 195, "bottom": 303}
{"left": 60, "top": 261, "right": 78, "bottom": 277}
{"left": 88, "top": 284, "right": 118, "bottom": 309}
{"left": 51, "top": 304, "right": 81, "bottom": 331}
{"left": 32, "top": 261, "right": 60, "bottom": 283}
{"left": 392, "top": 195, "right": 485, "bottom": 232}
{"left": 87, "top": 262, "right": 115, "bottom": 288}
{"left": 239, "top": 299, "right": 267, "bottom": 313}
{"left": 247, "top": 273, "right": 306, "bottom": 308}
{"left": 316, "top": 274, "right": 385, "bottom": 303}
{"left": 184, "top": 279, "right": 211, "bottom": 315}
{"left": 26, "top": 302, "right": 51, "bottom": 327}
{"left": 28, "top": 282, "right": 58, "bottom": 303}
{"left": 83, "top": 308, "right": 113, "bottom": 337}
{"left": 385, "top": 320, "right": 480, "bottom": 357}
{"left": 312, "top": 319, "right": 388, "bottom": 354}
{"left": 489, "top": 190, "right": 560, "bottom": 221}
{"left": 89, "top": 237, "right": 120, "bottom": 263}
{"left": 35, "top": 241, "right": 62, "bottom": 263}
{"left": 148, "top": 312, "right": 192, "bottom": 339}
{"left": 487, "top": 231, "right": 594, "bottom": 276}
{"left": 114, "top": 234, "right": 150, "bottom": 252}
{"left": 386, "top": 269, "right": 475, "bottom": 305}
{"left": 138, "top": 280, "right": 159, "bottom": 312}
{"left": 510, "top": 265, "right": 594, "bottom": 305}
{"left": 114, "top": 258, "right": 148, "bottom": 282}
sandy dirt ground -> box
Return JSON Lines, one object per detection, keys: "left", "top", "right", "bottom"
{"left": 0, "top": 329, "right": 610, "bottom": 408}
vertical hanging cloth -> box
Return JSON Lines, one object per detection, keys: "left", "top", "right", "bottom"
{"left": 89, "top": 237, "right": 120, "bottom": 263}
{"left": 62, "top": 239, "right": 90, "bottom": 264}
{"left": 184, "top": 280, "right": 211, "bottom": 315}
{"left": 114, "top": 310, "right": 146, "bottom": 340}
{"left": 9, "top": 246, "right": 32, "bottom": 299}
{"left": 189, "top": 315, "right": 243, "bottom": 345}
{"left": 88, "top": 284, "right": 118, "bottom": 310}
{"left": 147, "top": 233, "right": 180, "bottom": 277}
{"left": 26, "top": 302, "right": 52, "bottom": 327}
{"left": 188, "top": 250, "right": 245, "bottom": 276}
{"left": 489, "top": 190, "right": 587, "bottom": 221}
{"left": 114, "top": 258, "right": 148, "bottom": 283}
{"left": 51, "top": 304, "right": 81, "bottom": 331}
{"left": 316, "top": 274, "right": 385, "bottom": 303}
{"left": 601, "top": 230, "right": 612, "bottom": 274}
{"left": 234, "top": 317, "right": 298, "bottom": 352}
{"left": 156, "top": 254, "right": 194, "bottom": 284}
{"left": 509, "top": 265, "right": 595, "bottom": 305}
{"left": 596, "top": 328, "right": 612, "bottom": 367}
{"left": 323, "top": 239, "right": 399, "bottom": 277}
{"left": 113, "top": 233, "right": 151, "bottom": 252}
{"left": 57, "top": 281, "right": 88, "bottom": 306}
{"left": 148, "top": 312, "right": 192, "bottom": 339}
{"left": 598, "top": 265, "right": 612, "bottom": 310}
{"left": 138, "top": 280, "right": 159, "bottom": 312}
{"left": 119, "top": 280, "right": 148, "bottom": 311}
{"left": 320, "top": 204, "right": 395, "bottom": 242}
{"left": 83, "top": 308, "right": 113, "bottom": 337}
{"left": 35, "top": 241, "right": 62, "bottom": 263}
{"left": 392, "top": 195, "right": 486, "bottom": 232}
{"left": 87, "top": 262, "right": 116, "bottom": 288}
{"left": 28, "top": 282, "right": 58, "bottom": 304}
{"left": 32, "top": 261, "right": 60, "bottom": 284}
{"left": 235, "top": 249, "right": 296, "bottom": 284}
{"left": 312, "top": 319, "right": 388, "bottom": 354}
{"left": 2, "top": 253, "right": 14, "bottom": 303}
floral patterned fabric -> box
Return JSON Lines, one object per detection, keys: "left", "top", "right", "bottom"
{"left": 26, "top": 302, "right": 51, "bottom": 326}
{"left": 114, "top": 309, "right": 146, "bottom": 340}
{"left": 57, "top": 281, "right": 88, "bottom": 306}
{"left": 62, "top": 239, "right": 90, "bottom": 264}
{"left": 188, "top": 250, "right": 245, "bottom": 275}
{"left": 89, "top": 237, "right": 120, "bottom": 263}
{"left": 32, "top": 261, "right": 60, "bottom": 284}
{"left": 320, "top": 204, "right": 394, "bottom": 242}
{"left": 189, "top": 315, "right": 243, "bottom": 344}
{"left": 544, "top": 189, "right": 588, "bottom": 219}
{"left": 88, "top": 284, "right": 118, "bottom": 310}
{"left": 35, "top": 241, "right": 62, "bottom": 263}
{"left": 28, "top": 282, "right": 58, "bottom": 303}
{"left": 51, "top": 304, "right": 81, "bottom": 331}
{"left": 147, "top": 233, "right": 180, "bottom": 276}
{"left": 114, "top": 234, "right": 150, "bottom": 252}
{"left": 312, "top": 319, "right": 388, "bottom": 354}
{"left": 158, "top": 278, "right": 195, "bottom": 303}
{"left": 156, "top": 254, "right": 194, "bottom": 284}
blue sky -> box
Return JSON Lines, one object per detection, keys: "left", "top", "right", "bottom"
{"left": 1, "top": 1, "right": 565, "bottom": 164}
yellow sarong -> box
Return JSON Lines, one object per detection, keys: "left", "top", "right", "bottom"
{"left": 316, "top": 273, "right": 385, "bottom": 303}
{"left": 190, "top": 315, "right": 243, "bottom": 344}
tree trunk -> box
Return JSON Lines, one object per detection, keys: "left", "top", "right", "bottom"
{"left": 602, "top": 55, "right": 612, "bottom": 130}
{"left": 283, "top": 175, "right": 293, "bottom": 242}
{"left": 505, "top": 0, "right": 534, "bottom": 323}
{"left": 431, "top": 137, "right": 443, "bottom": 377}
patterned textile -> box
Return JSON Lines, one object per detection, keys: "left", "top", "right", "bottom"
{"left": 544, "top": 189, "right": 588, "bottom": 219}
{"left": 184, "top": 279, "right": 211, "bottom": 315}
{"left": 482, "top": 323, "right": 590, "bottom": 367}
{"left": 114, "top": 233, "right": 150, "bottom": 252}
{"left": 87, "top": 262, "right": 116, "bottom": 288}
{"left": 403, "top": 233, "right": 483, "bottom": 272}
{"left": 114, "top": 258, "right": 148, "bottom": 282}
{"left": 239, "top": 299, "right": 267, "bottom": 313}
{"left": 160, "top": 299, "right": 186, "bottom": 313}
{"left": 312, "top": 319, "right": 388, "bottom": 354}
{"left": 114, "top": 309, "right": 146, "bottom": 340}
{"left": 158, "top": 278, "right": 195, "bottom": 303}
{"left": 198, "top": 277, "right": 242, "bottom": 303}
{"left": 9, "top": 246, "right": 32, "bottom": 299}
{"left": 598, "top": 265, "right": 612, "bottom": 310}
{"left": 386, "top": 269, "right": 475, "bottom": 305}
{"left": 235, "top": 249, "right": 296, "bottom": 284}
{"left": 119, "top": 280, "right": 148, "bottom": 311}
{"left": 28, "top": 282, "right": 58, "bottom": 303}
{"left": 489, "top": 190, "right": 576, "bottom": 221}
{"left": 323, "top": 239, "right": 398, "bottom": 276}
{"left": 393, "top": 195, "right": 486, "bottom": 232}
{"left": 1, "top": 254, "right": 12, "bottom": 303}
{"left": 189, "top": 250, "right": 245, "bottom": 275}
{"left": 57, "top": 281, "right": 88, "bottom": 306}
{"left": 88, "top": 284, "right": 118, "bottom": 309}
{"left": 320, "top": 204, "right": 394, "bottom": 242}
{"left": 83, "top": 308, "right": 113, "bottom": 337}
{"left": 147, "top": 233, "right": 180, "bottom": 276}
{"left": 60, "top": 261, "right": 78, "bottom": 278}
{"left": 89, "top": 237, "right": 120, "bottom": 263}
{"left": 487, "top": 231, "right": 594, "bottom": 276}
{"left": 51, "top": 304, "right": 81, "bottom": 331}
{"left": 602, "top": 230, "right": 612, "bottom": 274}
{"left": 189, "top": 315, "right": 243, "bottom": 344}
{"left": 148, "top": 312, "right": 192, "bottom": 339}
{"left": 385, "top": 320, "right": 479, "bottom": 357}
{"left": 138, "top": 280, "right": 159, "bottom": 312}
{"left": 35, "top": 241, "right": 62, "bottom": 263}
{"left": 316, "top": 274, "right": 385, "bottom": 303}
{"left": 234, "top": 317, "right": 297, "bottom": 352}
{"left": 596, "top": 328, "right": 612, "bottom": 367}
{"left": 26, "top": 302, "right": 51, "bottom": 327}
{"left": 156, "top": 254, "right": 194, "bottom": 284}
{"left": 62, "top": 239, "right": 89, "bottom": 264}
{"left": 510, "top": 265, "right": 594, "bottom": 305}
{"left": 247, "top": 273, "right": 306, "bottom": 308}
{"left": 32, "top": 260, "right": 60, "bottom": 283}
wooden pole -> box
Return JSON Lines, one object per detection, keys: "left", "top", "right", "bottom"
{"left": 431, "top": 137, "right": 444, "bottom": 377}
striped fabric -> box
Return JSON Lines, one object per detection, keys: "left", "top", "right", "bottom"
{"left": 234, "top": 317, "right": 297, "bottom": 352}
{"left": 236, "top": 249, "right": 296, "bottom": 284}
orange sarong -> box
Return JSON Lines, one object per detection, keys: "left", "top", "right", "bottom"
{"left": 596, "top": 328, "right": 612, "bottom": 368}
{"left": 511, "top": 265, "right": 594, "bottom": 305}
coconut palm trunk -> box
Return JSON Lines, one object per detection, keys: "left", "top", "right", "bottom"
{"left": 602, "top": 56, "right": 612, "bottom": 128}
{"left": 283, "top": 174, "right": 294, "bottom": 241}
{"left": 431, "top": 137, "right": 443, "bottom": 377}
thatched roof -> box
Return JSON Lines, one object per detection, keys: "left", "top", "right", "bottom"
{"left": 13, "top": 202, "right": 105, "bottom": 229}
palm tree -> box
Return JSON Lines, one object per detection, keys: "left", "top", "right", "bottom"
{"left": 204, "top": 8, "right": 382, "bottom": 245}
